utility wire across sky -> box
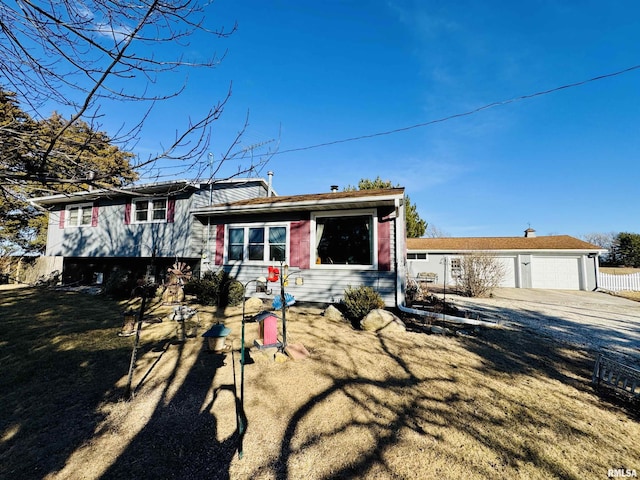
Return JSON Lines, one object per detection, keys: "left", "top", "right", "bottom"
{"left": 272, "top": 63, "right": 640, "bottom": 156}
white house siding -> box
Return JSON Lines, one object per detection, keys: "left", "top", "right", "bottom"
{"left": 225, "top": 263, "right": 397, "bottom": 306}
{"left": 194, "top": 220, "right": 218, "bottom": 274}
{"left": 42, "top": 181, "right": 267, "bottom": 259}
{"left": 191, "top": 182, "right": 268, "bottom": 209}
{"left": 407, "top": 252, "right": 597, "bottom": 291}
{"left": 47, "top": 197, "right": 194, "bottom": 258}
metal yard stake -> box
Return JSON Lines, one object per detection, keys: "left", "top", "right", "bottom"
{"left": 237, "top": 276, "right": 266, "bottom": 459}
{"left": 124, "top": 285, "right": 149, "bottom": 400}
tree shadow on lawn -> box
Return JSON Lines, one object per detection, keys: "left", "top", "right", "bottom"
{"left": 0, "top": 288, "right": 131, "bottom": 478}
{"left": 451, "top": 294, "right": 640, "bottom": 365}
{"left": 0, "top": 288, "right": 242, "bottom": 480}
{"left": 239, "top": 304, "right": 638, "bottom": 479}
{"left": 99, "top": 342, "right": 240, "bottom": 480}
{"left": 447, "top": 299, "right": 640, "bottom": 369}
{"left": 434, "top": 299, "right": 640, "bottom": 417}
{"left": 3, "top": 289, "right": 638, "bottom": 479}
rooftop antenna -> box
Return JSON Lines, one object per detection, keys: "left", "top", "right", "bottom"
{"left": 208, "top": 152, "right": 214, "bottom": 204}
{"left": 240, "top": 138, "right": 274, "bottom": 154}
{"left": 240, "top": 139, "right": 275, "bottom": 176}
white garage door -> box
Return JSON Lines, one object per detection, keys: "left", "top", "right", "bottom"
{"left": 531, "top": 256, "right": 581, "bottom": 290}
{"left": 496, "top": 256, "right": 516, "bottom": 287}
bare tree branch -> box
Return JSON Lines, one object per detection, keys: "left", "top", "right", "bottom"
{"left": 0, "top": 0, "right": 250, "bottom": 186}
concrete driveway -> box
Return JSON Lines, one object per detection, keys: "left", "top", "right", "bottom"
{"left": 445, "top": 288, "right": 640, "bottom": 366}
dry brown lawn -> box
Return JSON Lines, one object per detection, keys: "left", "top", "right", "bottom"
{"left": 616, "top": 291, "right": 640, "bottom": 302}
{"left": 1, "top": 286, "right": 639, "bottom": 480}
{"left": 600, "top": 267, "right": 640, "bottom": 275}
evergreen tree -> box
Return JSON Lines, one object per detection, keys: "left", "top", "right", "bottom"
{"left": 345, "top": 176, "right": 427, "bottom": 238}
{"left": 615, "top": 232, "right": 640, "bottom": 268}
{"left": 0, "top": 89, "right": 136, "bottom": 253}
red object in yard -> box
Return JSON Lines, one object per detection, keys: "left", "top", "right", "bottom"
{"left": 253, "top": 311, "right": 280, "bottom": 348}
{"left": 267, "top": 266, "right": 280, "bottom": 282}
{"left": 261, "top": 314, "right": 278, "bottom": 345}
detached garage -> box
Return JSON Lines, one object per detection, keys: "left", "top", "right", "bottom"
{"left": 407, "top": 229, "right": 605, "bottom": 291}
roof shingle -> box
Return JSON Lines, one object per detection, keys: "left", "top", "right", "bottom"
{"left": 406, "top": 235, "right": 603, "bottom": 251}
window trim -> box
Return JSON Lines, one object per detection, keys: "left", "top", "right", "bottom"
{"left": 408, "top": 252, "right": 429, "bottom": 260}
{"left": 132, "top": 197, "right": 168, "bottom": 224}
{"left": 223, "top": 223, "right": 289, "bottom": 265}
{"left": 310, "top": 209, "right": 378, "bottom": 270}
{"left": 65, "top": 203, "right": 94, "bottom": 228}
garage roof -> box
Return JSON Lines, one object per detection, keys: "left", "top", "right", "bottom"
{"left": 407, "top": 235, "right": 604, "bottom": 252}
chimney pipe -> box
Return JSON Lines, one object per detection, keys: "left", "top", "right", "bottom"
{"left": 267, "top": 171, "right": 273, "bottom": 197}
{"left": 330, "top": 185, "right": 339, "bottom": 193}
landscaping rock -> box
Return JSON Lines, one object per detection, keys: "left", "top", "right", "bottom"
{"left": 324, "top": 304, "right": 346, "bottom": 323}
{"left": 360, "top": 309, "right": 406, "bottom": 333}
{"left": 274, "top": 351, "right": 289, "bottom": 363}
{"left": 244, "top": 296, "right": 264, "bottom": 314}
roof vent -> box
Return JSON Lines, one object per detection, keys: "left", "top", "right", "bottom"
{"left": 330, "top": 185, "right": 339, "bottom": 193}
{"left": 267, "top": 171, "right": 274, "bottom": 197}
{"left": 524, "top": 227, "right": 536, "bottom": 238}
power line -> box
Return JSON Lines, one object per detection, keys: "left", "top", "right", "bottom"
{"left": 273, "top": 64, "right": 640, "bottom": 156}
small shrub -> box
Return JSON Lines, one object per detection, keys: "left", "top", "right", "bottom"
{"left": 184, "top": 272, "right": 217, "bottom": 305}
{"left": 184, "top": 270, "right": 244, "bottom": 307}
{"left": 342, "top": 285, "right": 384, "bottom": 321}
{"left": 226, "top": 280, "right": 244, "bottom": 306}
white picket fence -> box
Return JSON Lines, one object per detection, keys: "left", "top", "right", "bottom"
{"left": 598, "top": 272, "right": 640, "bottom": 292}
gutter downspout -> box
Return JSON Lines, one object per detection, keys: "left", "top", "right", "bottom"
{"left": 592, "top": 252, "right": 601, "bottom": 291}
{"left": 393, "top": 198, "right": 402, "bottom": 308}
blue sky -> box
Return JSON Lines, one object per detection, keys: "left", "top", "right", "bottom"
{"left": 111, "top": 1, "right": 640, "bottom": 238}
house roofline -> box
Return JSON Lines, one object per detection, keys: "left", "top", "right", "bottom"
{"left": 30, "top": 177, "right": 270, "bottom": 206}
{"left": 191, "top": 189, "right": 404, "bottom": 216}
{"left": 406, "top": 235, "right": 605, "bottom": 253}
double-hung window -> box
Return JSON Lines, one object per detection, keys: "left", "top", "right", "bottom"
{"left": 66, "top": 203, "right": 94, "bottom": 227}
{"left": 134, "top": 198, "right": 167, "bottom": 223}
{"left": 227, "top": 225, "right": 287, "bottom": 263}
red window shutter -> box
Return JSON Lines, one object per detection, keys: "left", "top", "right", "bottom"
{"left": 124, "top": 199, "right": 131, "bottom": 225}
{"left": 91, "top": 202, "right": 99, "bottom": 227}
{"left": 59, "top": 209, "right": 66, "bottom": 229}
{"left": 167, "top": 197, "right": 176, "bottom": 223}
{"left": 215, "top": 224, "right": 225, "bottom": 265}
{"left": 377, "top": 219, "right": 391, "bottom": 271}
{"left": 290, "top": 220, "right": 311, "bottom": 269}
{"left": 290, "top": 221, "right": 300, "bottom": 266}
